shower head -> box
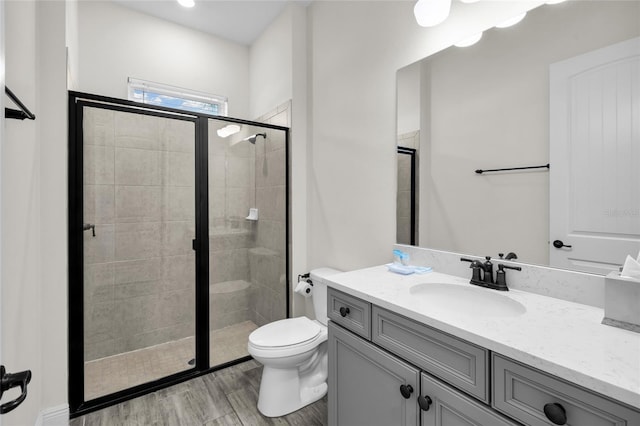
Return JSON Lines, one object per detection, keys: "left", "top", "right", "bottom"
{"left": 243, "top": 133, "right": 267, "bottom": 144}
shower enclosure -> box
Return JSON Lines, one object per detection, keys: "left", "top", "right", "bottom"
{"left": 68, "top": 92, "right": 289, "bottom": 415}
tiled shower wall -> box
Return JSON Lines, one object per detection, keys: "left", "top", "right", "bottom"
{"left": 83, "top": 108, "right": 196, "bottom": 361}
{"left": 251, "top": 102, "right": 290, "bottom": 326}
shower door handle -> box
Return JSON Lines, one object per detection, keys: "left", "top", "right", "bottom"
{"left": 83, "top": 223, "right": 96, "bottom": 237}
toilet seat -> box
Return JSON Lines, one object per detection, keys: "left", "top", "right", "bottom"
{"left": 248, "top": 317, "right": 327, "bottom": 359}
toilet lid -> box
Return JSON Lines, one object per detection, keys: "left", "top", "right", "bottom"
{"left": 249, "top": 317, "right": 321, "bottom": 348}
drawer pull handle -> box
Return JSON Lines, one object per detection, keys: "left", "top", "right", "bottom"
{"left": 418, "top": 395, "right": 433, "bottom": 411}
{"left": 339, "top": 306, "right": 350, "bottom": 317}
{"left": 543, "top": 402, "right": 567, "bottom": 425}
{"left": 399, "top": 384, "right": 413, "bottom": 399}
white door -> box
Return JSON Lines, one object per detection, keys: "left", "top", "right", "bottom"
{"left": 550, "top": 37, "right": 640, "bottom": 274}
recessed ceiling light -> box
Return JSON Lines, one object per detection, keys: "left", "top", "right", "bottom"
{"left": 177, "top": 0, "right": 195, "bottom": 8}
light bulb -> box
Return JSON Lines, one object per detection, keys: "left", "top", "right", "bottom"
{"left": 177, "top": 0, "right": 195, "bottom": 8}
{"left": 414, "top": 0, "right": 452, "bottom": 27}
{"left": 495, "top": 12, "right": 526, "bottom": 28}
{"left": 454, "top": 32, "right": 483, "bottom": 47}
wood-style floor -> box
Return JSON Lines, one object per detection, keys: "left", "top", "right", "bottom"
{"left": 70, "top": 360, "right": 328, "bottom": 426}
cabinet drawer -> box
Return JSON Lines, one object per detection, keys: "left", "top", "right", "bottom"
{"left": 372, "top": 306, "right": 489, "bottom": 403}
{"left": 492, "top": 354, "right": 640, "bottom": 426}
{"left": 421, "top": 372, "right": 518, "bottom": 426}
{"left": 327, "top": 288, "right": 371, "bottom": 339}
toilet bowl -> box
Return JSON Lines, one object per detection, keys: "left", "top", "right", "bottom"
{"left": 247, "top": 268, "right": 341, "bottom": 417}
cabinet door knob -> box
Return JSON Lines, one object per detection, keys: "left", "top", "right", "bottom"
{"left": 339, "top": 306, "right": 350, "bottom": 317}
{"left": 543, "top": 402, "right": 567, "bottom": 425}
{"left": 399, "top": 384, "right": 413, "bottom": 399}
{"left": 418, "top": 395, "right": 433, "bottom": 411}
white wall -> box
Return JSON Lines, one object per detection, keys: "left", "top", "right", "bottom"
{"left": 396, "top": 63, "right": 420, "bottom": 136}
{"left": 249, "top": 5, "right": 293, "bottom": 120}
{"left": 306, "top": 0, "right": 542, "bottom": 272}
{"left": 3, "top": 1, "right": 68, "bottom": 424}
{"left": 77, "top": 1, "right": 250, "bottom": 118}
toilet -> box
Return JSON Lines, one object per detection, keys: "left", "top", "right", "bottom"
{"left": 247, "top": 267, "right": 342, "bottom": 417}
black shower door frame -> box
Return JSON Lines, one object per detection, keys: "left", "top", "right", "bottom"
{"left": 68, "top": 91, "right": 290, "bottom": 417}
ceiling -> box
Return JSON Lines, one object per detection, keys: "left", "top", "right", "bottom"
{"left": 112, "top": 0, "right": 308, "bottom": 46}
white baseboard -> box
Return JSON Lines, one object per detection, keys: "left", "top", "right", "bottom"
{"left": 35, "top": 404, "right": 69, "bottom": 426}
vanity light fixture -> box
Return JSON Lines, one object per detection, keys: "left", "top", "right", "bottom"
{"left": 177, "top": 0, "right": 195, "bottom": 8}
{"left": 414, "top": 0, "right": 452, "bottom": 27}
{"left": 216, "top": 124, "right": 241, "bottom": 138}
{"left": 495, "top": 12, "right": 527, "bottom": 28}
{"left": 454, "top": 32, "right": 483, "bottom": 47}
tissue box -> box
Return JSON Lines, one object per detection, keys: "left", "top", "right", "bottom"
{"left": 602, "top": 272, "right": 640, "bottom": 333}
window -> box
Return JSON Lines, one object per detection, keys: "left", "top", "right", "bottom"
{"left": 128, "top": 78, "right": 228, "bottom": 116}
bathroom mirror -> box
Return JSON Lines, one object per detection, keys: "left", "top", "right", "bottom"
{"left": 396, "top": 0, "right": 640, "bottom": 274}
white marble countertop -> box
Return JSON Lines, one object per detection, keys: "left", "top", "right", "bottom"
{"left": 325, "top": 265, "right": 640, "bottom": 410}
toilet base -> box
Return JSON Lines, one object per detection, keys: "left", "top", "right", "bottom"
{"left": 256, "top": 365, "right": 328, "bottom": 417}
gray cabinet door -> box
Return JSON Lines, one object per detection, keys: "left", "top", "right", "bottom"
{"left": 329, "top": 322, "right": 420, "bottom": 426}
{"left": 420, "top": 373, "right": 518, "bottom": 426}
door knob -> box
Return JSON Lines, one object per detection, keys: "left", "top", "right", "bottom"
{"left": 399, "top": 384, "right": 413, "bottom": 399}
{"left": 552, "top": 240, "right": 572, "bottom": 249}
{"left": 339, "top": 306, "right": 350, "bottom": 317}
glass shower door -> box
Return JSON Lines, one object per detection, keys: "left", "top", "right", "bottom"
{"left": 207, "top": 119, "right": 288, "bottom": 367}
{"left": 82, "top": 105, "right": 197, "bottom": 399}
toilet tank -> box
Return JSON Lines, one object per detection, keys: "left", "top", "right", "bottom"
{"left": 309, "top": 268, "right": 343, "bottom": 326}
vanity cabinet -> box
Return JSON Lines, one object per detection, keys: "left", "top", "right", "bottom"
{"left": 327, "top": 287, "right": 640, "bottom": 426}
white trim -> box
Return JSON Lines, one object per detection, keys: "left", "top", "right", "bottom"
{"left": 35, "top": 404, "right": 69, "bottom": 426}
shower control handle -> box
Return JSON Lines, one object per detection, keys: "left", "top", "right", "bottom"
{"left": 339, "top": 307, "right": 350, "bottom": 317}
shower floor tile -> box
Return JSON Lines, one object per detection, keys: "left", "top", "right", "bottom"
{"left": 84, "top": 321, "right": 258, "bottom": 400}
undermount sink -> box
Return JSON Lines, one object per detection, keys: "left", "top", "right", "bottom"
{"left": 409, "top": 283, "right": 526, "bottom": 317}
